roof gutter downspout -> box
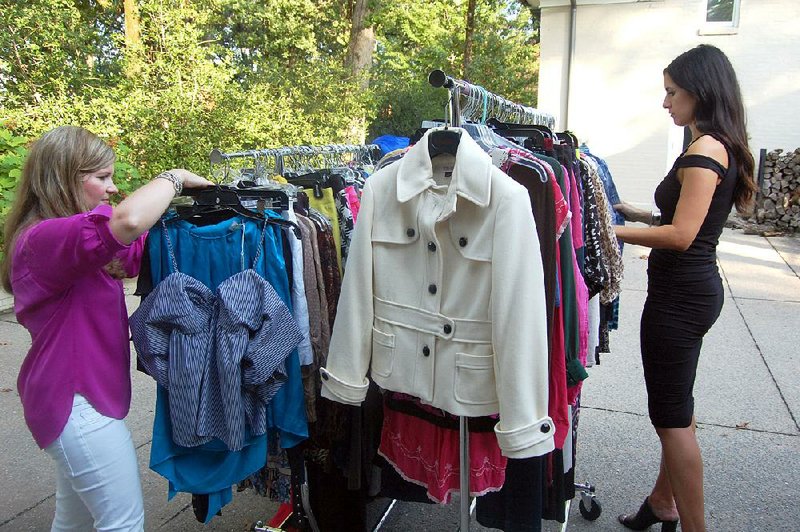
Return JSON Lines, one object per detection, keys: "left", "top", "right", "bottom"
{"left": 565, "top": 0, "right": 577, "bottom": 130}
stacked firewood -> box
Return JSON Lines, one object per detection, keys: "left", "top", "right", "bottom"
{"left": 757, "top": 148, "right": 800, "bottom": 232}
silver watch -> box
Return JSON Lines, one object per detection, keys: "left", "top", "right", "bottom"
{"left": 155, "top": 171, "right": 183, "bottom": 195}
{"left": 650, "top": 209, "right": 662, "bottom": 227}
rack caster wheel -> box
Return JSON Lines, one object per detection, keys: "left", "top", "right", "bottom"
{"left": 579, "top": 497, "right": 602, "bottom": 521}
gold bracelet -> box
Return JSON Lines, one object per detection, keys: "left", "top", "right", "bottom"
{"left": 155, "top": 171, "right": 183, "bottom": 195}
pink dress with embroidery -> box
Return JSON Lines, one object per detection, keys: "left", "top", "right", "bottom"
{"left": 378, "top": 394, "right": 507, "bottom": 504}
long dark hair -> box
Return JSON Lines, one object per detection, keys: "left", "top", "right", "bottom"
{"left": 665, "top": 44, "right": 755, "bottom": 213}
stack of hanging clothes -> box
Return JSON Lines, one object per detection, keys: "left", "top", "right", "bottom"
{"left": 307, "top": 126, "right": 625, "bottom": 531}
{"left": 132, "top": 157, "right": 376, "bottom": 524}
{"left": 131, "top": 213, "right": 308, "bottom": 522}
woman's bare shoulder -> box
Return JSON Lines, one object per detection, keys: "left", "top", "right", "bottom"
{"left": 685, "top": 134, "right": 728, "bottom": 168}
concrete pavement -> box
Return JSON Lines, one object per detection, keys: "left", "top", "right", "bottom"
{"left": 552, "top": 229, "right": 800, "bottom": 532}
{"left": 1, "top": 228, "right": 798, "bottom": 531}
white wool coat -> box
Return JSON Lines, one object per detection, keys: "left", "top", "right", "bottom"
{"left": 320, "top": 128, "right": 554, "bottom": 458}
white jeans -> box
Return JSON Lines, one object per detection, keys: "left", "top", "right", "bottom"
{"left": 44, "top": 394, "right": 144, "bottom": 531}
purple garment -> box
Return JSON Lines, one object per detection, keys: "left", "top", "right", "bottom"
{"left": 12, "top": 205, "right": 146, "bottom": 448}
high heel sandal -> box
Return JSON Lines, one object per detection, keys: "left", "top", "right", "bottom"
{"left": 618, "top": 497, "right": 678, "bottom": 531}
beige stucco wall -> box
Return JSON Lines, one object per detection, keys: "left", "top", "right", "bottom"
{"left": 538, "top": 0, "right": 800, "bottom": 205}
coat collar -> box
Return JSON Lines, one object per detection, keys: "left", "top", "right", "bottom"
{"left": 396, "top": 127, "right": 492, "bottom": 207}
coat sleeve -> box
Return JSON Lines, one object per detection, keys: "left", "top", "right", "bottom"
{"left": 319, "top": 179, "right": 376, "bottom": 404}
{"left": 491, "top": 185, "right": 555, "bottom": 458}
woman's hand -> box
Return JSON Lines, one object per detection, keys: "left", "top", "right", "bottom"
{"left": 613, "top": 202, "right": 651, "bottom": 224}
{"left": 613, "top": 202, "right": 636, "bottom": 221}
{"left": 169, "top": 169, "right": 213, "bottom": 190}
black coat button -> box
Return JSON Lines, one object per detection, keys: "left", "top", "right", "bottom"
{"left": 459, "top": 237, "right": 468, "bottom": 247}
{"left": 443, "top": 324, "right": 452, "bottom": 334}
{"left": 422, "top": 345, "right": 430, "bottom": 356}
{"left": 321, "top": 372, "right": 329, "bottom": 381}
{"left": 428, "top": 241, "right": 437, "bottom": 252}
{"left": 541, "top": 423, "right": 551, "bottom": 433}
{"left": 407, "top": 228, "right": 416, "bottom": 237}
{"left": 428, "top": 284, "right": 437, "bottom": 294}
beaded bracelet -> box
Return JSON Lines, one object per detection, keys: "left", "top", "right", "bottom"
{"left": 155, "top": 171, "right": 183, "bottom": 195}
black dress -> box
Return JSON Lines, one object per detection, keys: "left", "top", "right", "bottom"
{"left": 641, "top": 136, "right": 737, "bottom": 428}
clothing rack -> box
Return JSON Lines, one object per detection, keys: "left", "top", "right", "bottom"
{"left": 429, "top": 69, "right": 472, "bottom": 532}
{"left": 435, "top": 68, "right": 560, "bottom": 532}
{"left": 428, "top": 69, "right": 556, "bottom": 129}
{"left": 379, "top": 70, "right": 557, "bottom": 532}
{"left": 406, "top": 70, "right": 598, "bottom": 531}
{"left": 209, "top": 144, "right": 380, "bottom": 180}
{"left": 205, "top": 142, "right": 379, "bottom": 532}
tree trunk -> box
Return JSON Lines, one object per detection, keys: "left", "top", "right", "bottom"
{"left": 123, "top": 0, "right": 142, "bottom": 77}
{"left": 345, "top": 0, "right": 376, "bottom": 90}
{"left": 463, "top": 0, "right": 477, "bottom": 80}
{"left": 124, "top": 0, "right": 141, "bottom": 48}
{"left": 345, "top": 0, "right": 376, "bottom": 143}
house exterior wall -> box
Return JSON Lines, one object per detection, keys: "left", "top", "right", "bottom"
{"left": 537, "top": 0, "right": 800, "bottom": 205}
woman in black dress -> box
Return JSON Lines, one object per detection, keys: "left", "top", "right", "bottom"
{"left": 613, "top": 45, "right": 756, "bottom": 532}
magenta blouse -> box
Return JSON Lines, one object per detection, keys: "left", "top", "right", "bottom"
{"left": 12, "top": 205, "right": 146, "bottom": 448}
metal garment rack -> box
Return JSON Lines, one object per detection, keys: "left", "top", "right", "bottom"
{"left": 377, "top": 70, "right": 554, "bottom": 532}
{"left": 429, "top": 69, "right": 471, "bottom": 532}
{"left": 426, "top": 70, "right": 603, "bottom": 529}
{"left": 209, "top": 143, "right": 380, "bottom": 180}
{"left": 431, "top": 69, "right": 556, "bottom": 532}
{"left": 375, "top": 71, "right": 582, "bottom": 531}
{"left": 207, "top": 142, "right": 378, "bottom": 532}
{"left": 428, "top": 69, "right": 556, "bottom": 128}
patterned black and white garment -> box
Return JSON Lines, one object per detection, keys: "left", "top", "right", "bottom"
{"left": 579, "top": 162, "right": 608, "bottom": 299}
{"left": 335, "top": 189, "right": 355, "bottom": 270}
{"left": 584, "top": 159, "right": 624, "bottom": 305}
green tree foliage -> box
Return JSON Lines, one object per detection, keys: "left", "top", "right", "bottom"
{"left": 0, "top": 0, "right": 541, "bottom": 255}
{"left": 0, "top": 0, "right": 123, "bottom": 108}
{"left": 0, "top": 129, "right": 28, "bottom": 235}
{"left": 0, "top": 0, "right": 365, "bottom": 179}
{"left": 466, "top": 0, "right": 541, "bottom": 105}
{"left": 367, "top": 0, "right": 540, "bottom": 137}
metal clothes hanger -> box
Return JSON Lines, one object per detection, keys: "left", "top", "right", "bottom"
{"left": 427, "top": 82, "right": 462, "bottom": 159}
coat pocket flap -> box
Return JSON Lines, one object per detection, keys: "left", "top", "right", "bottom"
{"left": 454, "top": 352, "right": 497, "bottom": 406}
{"left": 455, "top": 352, "right": 494, "bottom": 370}
{"left": 371, "top": 223, "right": 420, "bottom": 244}
{"left": 448, "top": 215, "right": 493, "bottom": 262}
{"left": 372, "top": 326, "right": 395, "bottom": 348}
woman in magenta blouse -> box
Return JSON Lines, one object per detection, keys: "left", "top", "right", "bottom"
{"left": 0, "top": 126, "right": 210, "bottom": 531}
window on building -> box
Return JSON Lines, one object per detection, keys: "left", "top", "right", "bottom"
{"left": 706, "top": 0, "right": 739, "bottom": 25}
{"left": 700, "top": 0, "right": 740, "bottom": 34}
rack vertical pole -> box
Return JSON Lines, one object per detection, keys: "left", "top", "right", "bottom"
{"left": 450, "top": 86, "right": 470, "bottom": 532}
{"left": 458, "top": 416, "right": 469, "bottom": 531}
{"left": 429, "top": 69, "right": 471, "bottom": 532}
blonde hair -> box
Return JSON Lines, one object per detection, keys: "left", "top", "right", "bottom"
{"left": 1, "top": 126, "right": 115, "bottom": 293}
